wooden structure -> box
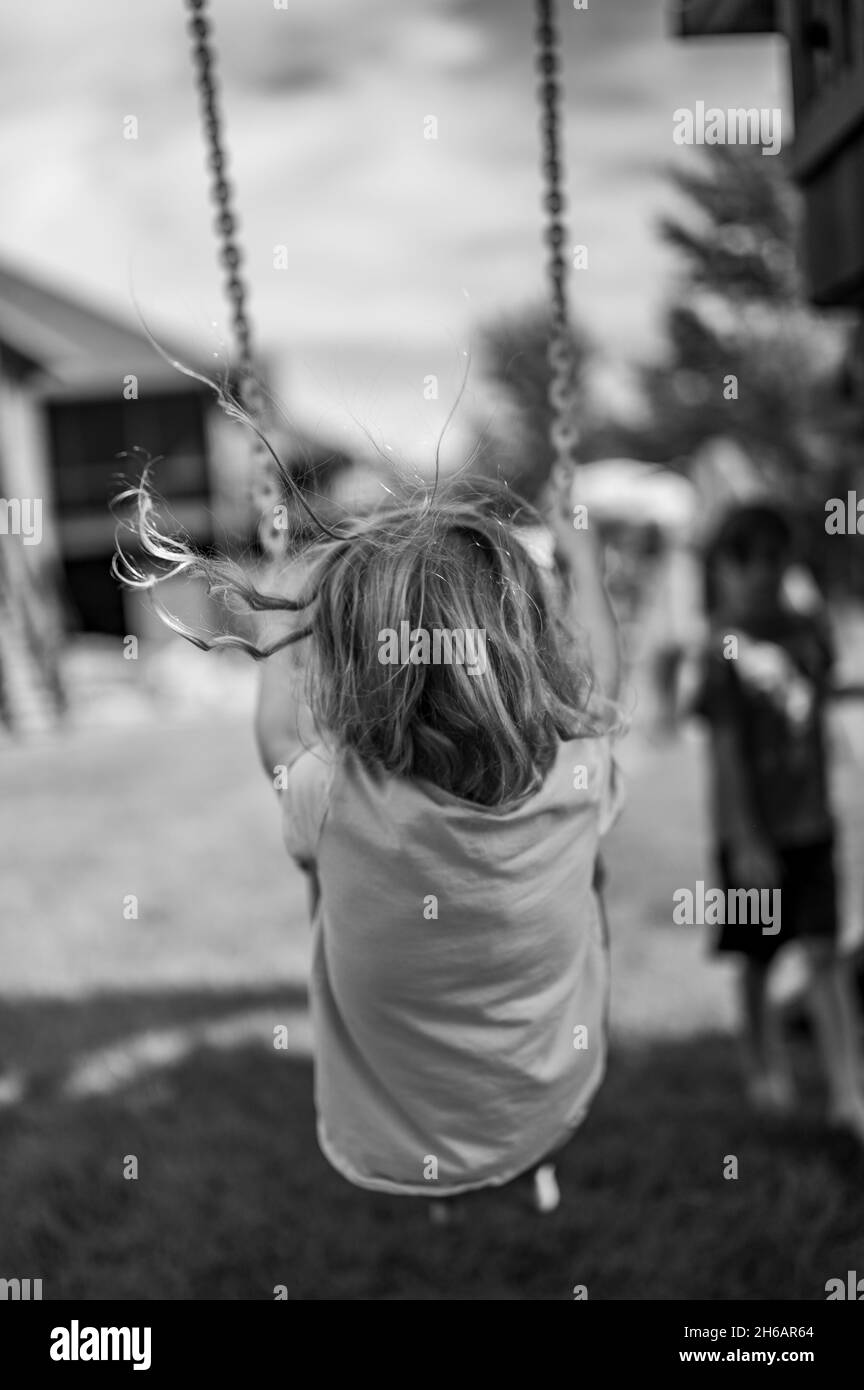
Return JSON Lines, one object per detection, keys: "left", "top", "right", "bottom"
{"left": 0, "top": 261, "right": 253, "bottom": 731}
{"left": 676, "top": 0, "right": 864, "bottom": 310}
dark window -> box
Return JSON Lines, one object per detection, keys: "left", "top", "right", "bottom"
{"left": 48, "top": 393, "right": 209, "bottom": 514}
{"left": 61, "top": 555, "right": 127, "bottom": 637}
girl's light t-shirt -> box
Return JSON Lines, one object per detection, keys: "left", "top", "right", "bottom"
{"left": 280, "top": 734, "right": 621, "bottom": 1196}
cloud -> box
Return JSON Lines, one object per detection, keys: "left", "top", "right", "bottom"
{"left": 0, "top": 0, "right": 785, "bottom": 456}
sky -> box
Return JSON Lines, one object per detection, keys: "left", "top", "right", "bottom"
{"left": 0, "top": 0, "right": 788, "bottom": 465}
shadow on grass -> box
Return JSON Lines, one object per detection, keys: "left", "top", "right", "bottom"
{"left": 1, "top": 988, "right": 862, "bottom": 1300}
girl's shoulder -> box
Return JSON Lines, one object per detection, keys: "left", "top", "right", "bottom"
{"left": 552, "top": 732, "right": 624, "bottom": 838}
{"left": 280, "top": 741, "right": 338, "bottom": 865}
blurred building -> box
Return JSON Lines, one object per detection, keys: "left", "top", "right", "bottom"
{"left": 676, "top": 1, "right": 864, "bottom": 313}
{"left": 0, "top": 262, "right": 253, "bottom": 731}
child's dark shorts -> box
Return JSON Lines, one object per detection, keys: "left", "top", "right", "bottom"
{"left": 714, "top": 838, "right": 838, "bottom": 964}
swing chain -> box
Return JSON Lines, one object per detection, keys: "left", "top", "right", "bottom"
{"left": 185, "top": 0, "right": 575, "bottom": 540}
{"left": 535, "top": 0, "right": 580, "bottom": 473}
{"left": 185, "top": 0, "right": 283, "bottom": 556}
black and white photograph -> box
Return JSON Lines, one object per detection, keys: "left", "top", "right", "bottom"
{"left": 2, "top": 0, "right": 864, "bottom": 1348}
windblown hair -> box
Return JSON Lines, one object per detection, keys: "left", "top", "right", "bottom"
{"left": 114, "top": 469, "right": 613, "bottom": 808}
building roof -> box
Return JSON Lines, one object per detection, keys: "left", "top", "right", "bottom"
{"left": 0, "top": 259, "right": 209, "bottom": 395}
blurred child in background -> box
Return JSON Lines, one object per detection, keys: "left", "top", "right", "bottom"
{"left": 695, "top": 503, "right": 864, "bottom": 1143}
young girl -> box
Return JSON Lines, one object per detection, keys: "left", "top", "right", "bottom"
{"left": 695, "top": 503, "right": 864, "bottom": 1143}
{"left": 120, "top": 465, "right": 623, "bottom": 1206}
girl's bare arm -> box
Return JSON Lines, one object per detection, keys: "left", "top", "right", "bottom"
{"left": 254, "top": 560, "right": 318, "bottom": 779}
{"left": 542, "top": 468, "right": 621, "bottom": 702}
{"left": 255, "top": 640, "right": 317, "bottom": 780}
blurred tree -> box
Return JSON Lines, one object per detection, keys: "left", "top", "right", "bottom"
{"left": 643, "top": 143, "right": 854, "bottom": 492}
{"left": 469, "top": 307, "right": 592, "bottom": 506}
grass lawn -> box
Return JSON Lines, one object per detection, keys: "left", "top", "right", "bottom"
{"left": 2, "top": 714, "right": 863, "bottom": 1299}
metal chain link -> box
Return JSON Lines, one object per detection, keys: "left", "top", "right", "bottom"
{"left": 535, "top": 0, "right": 580, "bottom": 474}
{"left": 184, "top": 0, "right": 283, "bottom": 556}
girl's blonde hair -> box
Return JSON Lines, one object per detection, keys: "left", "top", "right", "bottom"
{"left": 115, "top": 471, "right": 611, "bottom": 807}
